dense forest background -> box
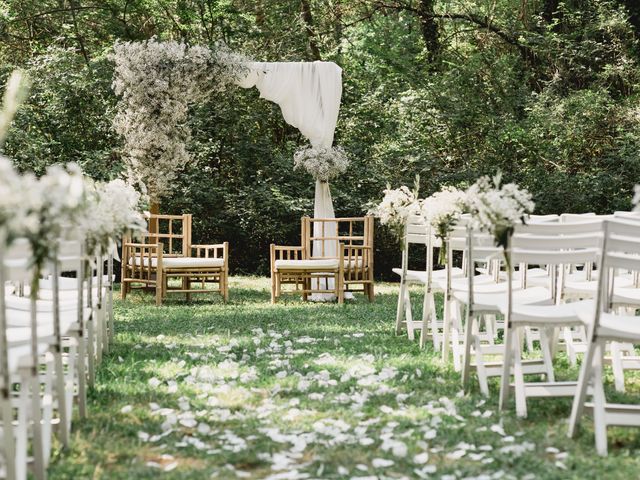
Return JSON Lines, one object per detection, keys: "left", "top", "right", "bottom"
{"left": 2, "top": 0, "right": 640, "bottom": 277}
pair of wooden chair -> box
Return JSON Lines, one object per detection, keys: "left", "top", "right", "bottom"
{"left": 121, "top": 214, "right": 228, "bottom": 305}
{"left": 270, "top": 216, "right": 374, "bottom": 303}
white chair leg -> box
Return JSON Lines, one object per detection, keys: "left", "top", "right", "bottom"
{"left": 54, "top": 349, "right": 70, "bottom": 448}
{"left": 499, "top": 328, "right": 515, "bottom": 411}
{"left": 450, "top": 301, "right": 464, "bottom": 372}
{"left": 429, "top": 295, "right": 441, "bottom": 351}
{"left": 87, "top": 317, "right": 96, "bottom": 387}
{"left": 394, "top": 279, "right": 406, "bottom": 335}
{"left": 461, "top": 312, "right": 474, "bottom": 390}
{"left": 474, "top": 336, "right": 490, "bottom": 397}
{"left": 28, "top": 369, "right": 46, "bottom": 480}
{"left": 404, "top": 288, "right": 414, "bottom": 341}
{"left": 610, "top": 342, "right": 626, "bottom": 393}
{"left": 1, "top": 392, "right": 17, "bottom": 480}
{"left": 568, "top": 338, "right": 597, "bottom": 438}
{"left": 512, "top": 335, "right": 528, "bottom": 418}
{"left": 77, "top": 331, "right": 87, "bottom": 419}
{"left": 591, "top": 344, "right": 608, "bottom": 456}
{"left": 564, "top": 327, "right": 577, "bottom": 366}
{"left": 539, "top": 327, "right": 555, "bottom": 382}
{"left": 419, "top": 291, "right": 431, "bottom": 349}
{"left": 442, "top": 297, "right": 451, "bottom": 362}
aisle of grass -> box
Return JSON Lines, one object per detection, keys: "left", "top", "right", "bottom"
{"left": 48, "top": 277, "right": 640, "bottom": 479}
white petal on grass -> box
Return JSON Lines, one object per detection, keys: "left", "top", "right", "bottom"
{"left": 120, "top": 405, "right": 133, "bottom": 414}
{"left": 413, "top": 452, "right": 429, "bottom": 464}
{"left": 372, "top": 458, "right": 394, "bottom": 468}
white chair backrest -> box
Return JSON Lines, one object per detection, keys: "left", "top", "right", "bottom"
{"left": 561, "top": 212, "right": 596, "bottom": 223}
{"left": 528, "top": 214, "right": 560, "bottom": 224}
{"left": 511, "top": 222, "right": 602, "bottom": 266}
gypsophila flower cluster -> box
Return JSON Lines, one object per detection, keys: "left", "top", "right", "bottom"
{"left": 465, "top": 173, "right": 535, "bottom": 249}
{"left": 293, "top": 146, "right": 349, "bottom": 182}
{"left": 112, "top": 39, "right": 249, "bottom": 201}
{"left": 369, "top": 185, "right": 420, "bottom": 238}
{"left": 80, "top": 179, "right": 147, "bottom": 255}
{"left": 20, "top": 163, "right": 88, "bottom": 270}
{"left": 421, "top": 186, "right": 467, "bottom": 264}
{"left": 0, "top": 156, "right": 39, "bottom": 245}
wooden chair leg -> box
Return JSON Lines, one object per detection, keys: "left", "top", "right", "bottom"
{"left": 367, "top": 282, "right": 374, "bottom": 302}
{"left": 223, "top": 271, "right": 229, "bottom": 302}
{"left": 156, "top": 274, "right": 163, "bottom": 306}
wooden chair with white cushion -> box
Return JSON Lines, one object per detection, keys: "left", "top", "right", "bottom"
{"left": 568, "top": 219, "right": 640, "bottom": 455}
{"left": 271, "top": 217, "right": 344, "bottom": 304}
{"left": 121, "top": 214, "right": 229, "bottom": 305}
{"left": 304, "top": 216, "right": 374, "bottom": 301}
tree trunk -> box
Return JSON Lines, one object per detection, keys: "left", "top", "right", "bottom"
{"left": 417, "top": 0, "right": 440, "bottom": 63}
{"left": 149, "top": 200, "right": 160, "bottom": 237}
{"left": 300, "top": 0, "right": 322, "bottom": 61}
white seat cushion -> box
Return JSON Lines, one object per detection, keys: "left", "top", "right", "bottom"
{"left": 130, "top": 257, "right": 224, "bottom": 269}
{"left": 163, "top": 257, "right": 224, "bottom": 269}
{"left": 274, "top": 259, "right": 340, "bottom": 271}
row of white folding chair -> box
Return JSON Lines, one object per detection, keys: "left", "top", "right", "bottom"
{"left": 0, "top": 239, "right": 114, "bottom": 479}
{"left": 568, "top": 219, "right": 640, "bottom": 455}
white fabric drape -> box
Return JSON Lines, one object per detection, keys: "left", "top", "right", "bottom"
{"left": 237, "top": 61, "right": 343, "bottom": 300}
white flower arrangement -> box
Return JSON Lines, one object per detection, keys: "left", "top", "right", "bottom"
{"left": 112, "top": 39, "right": 248, "bottom": 202}
{"left": 369, "top": 185, "right": 420, "bottom": 238}
{"left": 81, "top": 179, "right": 147, "bottom": 255}
{"left": 421, "top": 186, "right": 467, "bottom": 264}
{"left": 293, "top": 146, "right": 349, "bottom": 182}
{"left": 19, "top": 163, "right": 88, "bottom": 274}
{"left": 0, "top": 156, "right": 39, "bottom": 246}
{"left": 465, "top": 172, "right": 535, "bottom": 250}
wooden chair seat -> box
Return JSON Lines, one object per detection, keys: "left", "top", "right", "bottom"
{"left": 130, "top": 256, "right": 225, "bottom": 269}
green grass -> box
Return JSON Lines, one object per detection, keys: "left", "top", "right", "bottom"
{"left": 48, "top": 277, "right": 640, "bottom": 479}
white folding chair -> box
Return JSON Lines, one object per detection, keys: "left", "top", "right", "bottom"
{"left": 498, "top": 221, "right": 602, "bottom": 417}
{"left": 568, "top": 219, "right": 640, "bottom": 455}
{"left": 393, "top": 215, "right": 462, "bottom": 348}
{"left": 458, "top": 226, "right": 554, "bottom": 396}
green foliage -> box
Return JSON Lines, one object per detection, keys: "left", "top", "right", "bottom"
{"left": 1, "top": 0, "right": 640, "bottom": 277}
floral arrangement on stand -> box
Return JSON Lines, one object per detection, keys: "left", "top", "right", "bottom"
{"left": 421, "top": 186, "right": 467, "bottom": 264}
{"left": 369, "top": 180, "right": 421, "bottom": 239}
{"left": 293, "top": 145, "right": 349, "bottom": 182}
{"left": 465, "top": 172, "right": 535, "bottom": 254}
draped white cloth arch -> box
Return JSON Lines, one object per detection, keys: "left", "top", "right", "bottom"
{"left": 237, "top": 61, "right": 343, "bottom": 299}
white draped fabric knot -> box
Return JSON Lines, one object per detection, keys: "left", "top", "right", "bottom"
{"left": 237, "top": 61, "right": 343, "bottom": 300}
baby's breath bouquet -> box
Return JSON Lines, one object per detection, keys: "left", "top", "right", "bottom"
{"left": 293, "top": 145, "right": 349, "bottom": 182}
{"left": 466, "top": 172, "right": 535, "bottom": 254}
{"left": 421, "top": 186, "right": 467, "bottom": 264}
{"left": 369, "top": 182, "right": 421, "bottom": 240}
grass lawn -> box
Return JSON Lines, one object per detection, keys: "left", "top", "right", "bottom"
{"left": 48, "top": 276, "right": 640, "bottom": 479}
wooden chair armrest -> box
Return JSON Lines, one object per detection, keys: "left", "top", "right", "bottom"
{"left": 270, "top": 245, "right": 306, "bottom": 269}
{"left": 191, "top": 242, "right": 228, "bottom": 260}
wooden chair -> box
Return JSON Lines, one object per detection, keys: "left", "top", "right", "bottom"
{"left": 121, "top": 214, "right": 229, "bottom": 305}
{"left": 270, "top": 217, "right": 344, "bottom": 303}
{"left": 304, "top": 216, "right": 375, "bottom": 301}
